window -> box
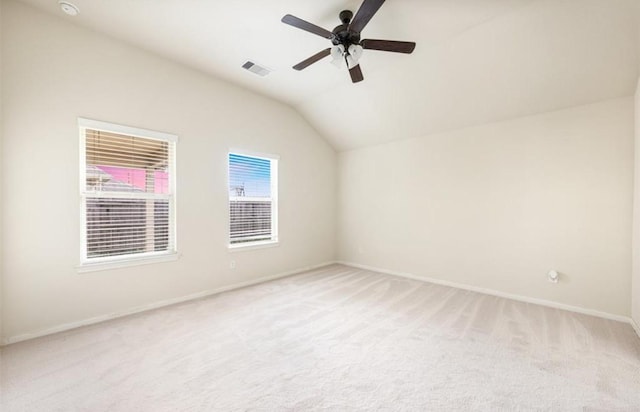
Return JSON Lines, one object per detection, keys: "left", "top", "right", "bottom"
{"left": 79, "top": 118, "right": 177, "bottom": 268}
{"left": 228, "top": 151, "right": 278, "bottom": 247}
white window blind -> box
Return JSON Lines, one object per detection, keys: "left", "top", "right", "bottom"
{"left": 228, "top": 152, "right": 278, "bottom": 246}
{"left": 79, "top": 119, "right": 177, "bottom": 265}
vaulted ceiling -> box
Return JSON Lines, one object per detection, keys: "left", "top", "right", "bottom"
{"left": 17, "top": 0, "right": 640, "bottom": 150}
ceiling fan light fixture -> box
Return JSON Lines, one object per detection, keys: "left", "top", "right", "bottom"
{"left": 345, "top": 55, "right": 357, "bottom": 69}
{"left": 346, "top": 44, "right": 363, "bottom": 69}
{"left": 330, "top": 45, "right": 345, "bottom": 68}
{"left": 348, "top": 44, "right": 363, "bottom": 61}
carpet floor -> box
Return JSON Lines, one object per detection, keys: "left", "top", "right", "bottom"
{"left": 1, "top": 264, "right": 640, "bottom": 411}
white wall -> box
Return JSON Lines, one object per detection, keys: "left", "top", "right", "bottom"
{"left": 338, "top": 98, "right": 634, "bottom": 316}
{"left": 633, "top": 9, "right": 640, "bottom": 333}
{"left": 633, "top": 78, "right": 640, "bottom": 328}
{"left": 0, "top": 0, "right": 336, "bottom": 342}
{"left": 0, "top": 0, "right": 4, "bottom": 340}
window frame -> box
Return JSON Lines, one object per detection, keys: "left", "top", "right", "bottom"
{"left": 78, "top": 118, "right": 178, "bottom": 271}
{"left": 227, "top": 149, "right": 279, "bottom": 250}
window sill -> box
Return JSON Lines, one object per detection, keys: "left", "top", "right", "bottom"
{"left": 77, "top": 252, "right": 180, "bottom": 273}
{"left": 228, "top": 240, "right": 279, "bottom": 253}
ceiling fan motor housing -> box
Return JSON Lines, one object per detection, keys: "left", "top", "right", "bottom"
{"left": 332, "top": 10, "right": 361, "bottom": 47}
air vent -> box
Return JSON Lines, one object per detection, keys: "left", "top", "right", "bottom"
{"left": 242, "top": 61, "right": 271, "bottom": 77}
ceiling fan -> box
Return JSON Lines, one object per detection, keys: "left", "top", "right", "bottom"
{"left": 281, "top": 0, "right": 416, "bottom": 83}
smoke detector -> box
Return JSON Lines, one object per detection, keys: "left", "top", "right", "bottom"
{"left": 59, "top": 1, "right": 79, "bottom": 16}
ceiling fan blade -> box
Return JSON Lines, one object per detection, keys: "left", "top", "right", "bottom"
{"left": 361, "top": 39, "right": 416, "bottom": 54}
{"left": 293, "top": 48, "right": 332, "bottom": 71}
{"left": 348, "top": 0, "right": 386, "bottom": 34}
{"left": 349, "top": 64, "right": 364, "bottom": 83}
{"left": 281, "top": 14, "right": 334, "bottom": 40}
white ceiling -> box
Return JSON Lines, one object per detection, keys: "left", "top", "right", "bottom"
{"left": 17, "top": 0, "right": 640, "bottom": 150}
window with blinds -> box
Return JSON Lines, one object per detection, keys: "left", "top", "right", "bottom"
{"left": 228, "top": 152, "right": 278, "bottom": 246}
{"left": 79, "top": 118, "right": 177, "bottom": 266}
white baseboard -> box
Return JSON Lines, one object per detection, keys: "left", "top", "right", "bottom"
{"left": 2, "top": 261, "right": 337, "bottom": 346}
{"left": 5, "top": 261, "right": 636, "bottom": 345}
{"left": 337, "top": 261, "right": 634, "bottom": 325}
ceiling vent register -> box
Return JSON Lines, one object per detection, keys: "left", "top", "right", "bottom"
{"left": 242, "top": 61, "right": 272, "bottom": 77}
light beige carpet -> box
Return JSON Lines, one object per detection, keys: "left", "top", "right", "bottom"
{"left": 1, "top": 264, "right": 639, "bottom": 411}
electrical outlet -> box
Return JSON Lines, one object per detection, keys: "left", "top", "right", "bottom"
{"left": 230, "top": 260, "right": 236, "bottom": 270}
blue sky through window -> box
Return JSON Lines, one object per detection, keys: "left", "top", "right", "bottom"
{"left": 229, "top": 153, "right": 271, "bottom": 198}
